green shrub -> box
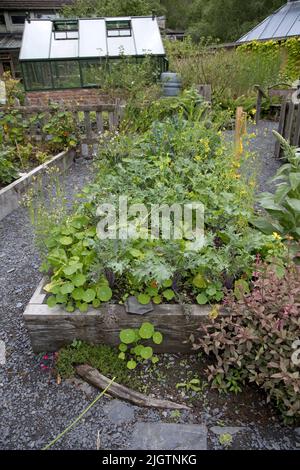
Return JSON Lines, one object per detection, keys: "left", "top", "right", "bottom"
{"left": 0, "top": 147, "right": 18, "bottom": 186}
{"left": 193, "top": 258, "right": 300, "bottom": 422}
{"left": 252, "top": 132, "right": 300, "bottom": 243}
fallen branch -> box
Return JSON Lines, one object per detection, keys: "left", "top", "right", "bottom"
{"left": 76, "top": 364, "right": 190, "bottom": 411}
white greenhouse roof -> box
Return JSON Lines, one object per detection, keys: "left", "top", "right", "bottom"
{"left": 237, "top": 0, "right": 300, "bottom": 43}
{"left": 19, "top": 16, "right": 165, "bottom": 60}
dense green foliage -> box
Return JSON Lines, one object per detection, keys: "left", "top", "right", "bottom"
{"left": 252, "top": 132, "right": 300, "bottom": 243}
{"left": 40, "top": 92, "right": 280, "bottom": 312}
{"left": 62, "top": 0, "right": 164, "bottom": 17}
{"left": 63, "top": 0, "right": 286, "bottom": 43}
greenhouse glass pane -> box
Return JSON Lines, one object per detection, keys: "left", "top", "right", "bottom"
{"left": 23, "top": 62, "right": 52, "bottom": 90}
{"left": 79, "top": 19, "right": 107, "bottom": 57}
{"left": 20, "top": 21, "right": 52, "bottom": 60}
{"left": 81, "top": 60, "right": 103, "bottom": 86}
{"left": 51, "top": 61, "right": 81, "bottom": 88}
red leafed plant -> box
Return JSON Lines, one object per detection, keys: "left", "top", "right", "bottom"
{"left": 193, "top": 255, "right": 300, "bottom": 422}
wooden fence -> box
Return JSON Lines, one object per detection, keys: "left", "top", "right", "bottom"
{"left": 275, "top": 99, "right": 300, "bottom": 159}
{"left": 1, "top": 101, "right": 124, "bottom": 157}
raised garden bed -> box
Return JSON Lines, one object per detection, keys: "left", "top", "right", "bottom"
{"left": 24, "top": 278, "right": 224, "bottom": 353}
{"left": 0, "top": 148, "right": 75, "bottom": 221}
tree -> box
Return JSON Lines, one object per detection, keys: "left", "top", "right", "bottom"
{"left": 62, "top": 0, "right": 165, "bottom": 18}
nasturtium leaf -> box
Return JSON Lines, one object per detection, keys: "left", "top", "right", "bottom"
{"left": 72, "top": 273, "right": 86, "bottom": 287}
{"left": 97, "top": 286, "right": 112, "bottom": 302}
{"left": 151, "top": 356, "right": 159, "bottom": 364}
{"left": 193, "top": 273, "right": 207, "bottom": 289}
{"left": 146, "top": 286, "right": 158, "bottom": 296}
{"left": 215, "top": 291, "right": 224, "bottom": 301}
{"left": 78, "top": 302, "right": 88, "bottom": 313}
{"left": 134, "top": 345, "right": 143, "bottom": 356}
{"left": 63, "top": 263, "right": 82, "bottom": 276}
{"left": 60, "top": 282, "right": 74, "bottom": 295}
{"left": 119, "top": 343, "right": 127, "bottom": 352}
{"left": 196, "top": 293, "right": 208, "bottom": 305}
{"left": 66, "top": 303, "right": 75, "bottom": 313}
{"left": 59, "top": 236, "right": 73, "bottom": 246}
{"left": 152, "top": 331, "right": 163, "bottom": 345}
{"left": 71, "top": 287, "right": 85, "bottom": 301}
{"left": 127, "top": 360, "right": 137, "bottom": 370}
{"left": 118, "top": 352, "right": 125, "bottom": 360}
{"left": 47, "top": 296, "right": 57, "bottom": 308}
{"left": 140, "top": 346, "right": 153, "bottom": 360}
{"left": 162, "top": 289, "right": 175, "bottom": 301}
{"left": 82, "top": 288, "right": 96, "bottom": 303}
{"left": 120, "top": 329, "right": 136, "bottom": 344}
{"left": 162, "top": 279, "right": 172, "bottom": 288}
{"left": 56, "top": 293, "right": 68, "bottom": 304}
{"left": 152, "top": 295, "right": 162, "bottom": 305}
{"left": 92, "top": 298, "right": 101, "bottom": 308}
{"left": 137, "top": 293, "right": 151, "bottom": 305}
{"left": 207, "top": 286, "right": 217, "bottom": 296}
{"left": 139, "top": 322, "right": 155, "bottom": 339}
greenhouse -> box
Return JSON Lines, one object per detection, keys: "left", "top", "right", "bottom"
{"left": 19, "top": 16, "right": 168, "bottom": 91}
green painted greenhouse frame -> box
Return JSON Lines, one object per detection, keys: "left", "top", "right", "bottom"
{"left": 19, "top": 17, "right": 168, "bottom": 92}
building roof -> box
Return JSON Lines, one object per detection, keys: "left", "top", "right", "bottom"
{"left": 20, "top": 17, "right": 165, "bottom": 60}
{"left": 237, "top": 0, "right": 300, "bottom": 43}
{"left": 0, "top": 34, "right": 22, "bottom": 49}
{"left": 0, "top": 1, "right": 74, "bottom": 10}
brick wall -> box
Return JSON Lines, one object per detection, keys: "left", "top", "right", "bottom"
{"left": 25, "top": 88, "right": 114, "bottom": 106}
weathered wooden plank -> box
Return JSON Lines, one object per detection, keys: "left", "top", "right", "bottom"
{"left": 84, "top": 111, "right": 92, "bottom": 141}
{"left": 293, "top": 104, "right": 300, "bottom": 147}
{"left": 96, "top": 111, "right": 104, "bottom": 133}
{"left": 23, "top": 279, "right": 223, "bottom": 353}
{"left": 108, "top": 111, "right": 115, "bottom": 131}
{"left": 275, "top": 100, "right": 287, "bottom": 159}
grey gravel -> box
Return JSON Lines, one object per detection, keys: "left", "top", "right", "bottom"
{"left": 0, "top": 132, "right": 298, "bottom": 450}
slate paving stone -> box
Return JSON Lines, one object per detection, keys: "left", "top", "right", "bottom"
{"left": 210, "top": 426, "right": 245, "bottom": 436}
{"left": 103, "top": 399, "right": 136, "bottom": 425}
{"left": 127, "top": 422, "right": 207, "bottom": 450}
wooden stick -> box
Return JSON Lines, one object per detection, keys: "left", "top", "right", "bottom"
{"left": 76, "top": 364, "right": 190, "bottom": 410}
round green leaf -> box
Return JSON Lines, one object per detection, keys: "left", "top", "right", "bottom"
{"left": 118, "top": 352, "right": 125, "bottom": 360}
{"left": 56, "top": 293, "right": 68, "bottom": 304}
{"left": 66, "top": 303, "right": 75, "bottom": 313}
{"left": 97, "top": 286, "right": 112, "bottom": 302}
{"left": 140, "top": 346, "right": 153, "bottom": 360}
{"left": 137, "top": 293, "right": 151, "bottom": 305}
{"left": 134, "top": 345, "right": 144, "bottom": 356}
{"left": 196, "top": 293, "right": 208, "bottom": 305}
{"left": 47, "top": 296, "right": 57, "bottom": 308}
{"left": 151, "top": 355, "right": 159, "bottom": 364}
{"left": 152, "top": 295, "right": 162, "bottom": 305}
{"left": 60, "top": 282, "right": 74, "bottom": 295}
{"left": 127, "top": 360, "right": 137, "bottom": 370}
{"left": 92, "top": 298, "right": 101, "bottom": 308}
{"left": 163, "top": 289, "right": 175, "bottom": 301}
{"left": 163, "top": 279, "right": 172, "bottom": 288}
{"left": 72, "top": 273, "right": 86, "bottom": 287}
{"left": 82, "top": 288, "right": 96, "bottom": 303}
{"left": 119, "top": 343, "right": 127, "bottom": 352}
{"left": 152, "top": 331, "right": 163, "bottom": 345}
{"left": 78, "top": 302, "right": 88, "bottom": 313}
{"left": 139, "top": 322, "right": 155, "bottom": 339}
{"left": 59, "top": 236, "right": 73, "bottom": 246}
{"left": 120, "top": 329, "right": 136, "bottom": 344}
{"left": 193, "top": 273, "right": 207, "bottom": 289}
{"left": 71, "top": 287, "right": 85, "bottom": 301}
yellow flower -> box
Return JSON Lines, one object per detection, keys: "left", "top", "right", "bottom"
{"left": 272, "top": 232, "right": 282, "bottom": 241}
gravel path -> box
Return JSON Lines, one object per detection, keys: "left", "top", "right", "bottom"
{"left": 0, "top": 129, "right": 298, "bottom": 450}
